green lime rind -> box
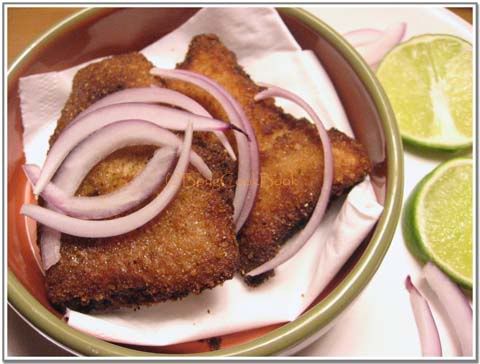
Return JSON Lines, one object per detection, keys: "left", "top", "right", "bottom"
{"left": 402, "top": 138, "right": 472, "bottom": 160}
{"left": 377, "top": 34, "right": 473, "bottom": 153}
{"left": 401, "top": 132, "right": 472, "bottom": 152}
{"left": 403, "top": 174, "right": 436, "bottom": 263}
{"left": 402, "top": 157, "right": 473, "bottom": 290}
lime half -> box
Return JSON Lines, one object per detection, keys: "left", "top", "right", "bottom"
{"left": 403, "top": 158, "right": 473, "bottom": 288}
{"left": 377, "top": 34, "right": 472, "bottom": 151}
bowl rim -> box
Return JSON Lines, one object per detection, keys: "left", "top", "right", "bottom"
{"left": 7, "top": 7, "right": 404, "bottom": 357}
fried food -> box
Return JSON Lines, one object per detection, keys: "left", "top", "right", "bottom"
{"left": 164, "top": 34, "right": 372, "bottom": 282}
{"left": 43, "top": 33, "right": 372, "bottom": 309}
{"left": 44, "top": 53, "right": 239, "bottom": 312}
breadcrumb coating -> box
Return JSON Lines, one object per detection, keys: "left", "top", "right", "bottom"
{"left": 164, "top": 35, "right": 371, "bottom": 282}
{"left": 43, "top": 53, "right": 239, "bottom": 312}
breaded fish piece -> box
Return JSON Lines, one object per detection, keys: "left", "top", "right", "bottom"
{"left": 164, "top": 35, "right": 371, "bottom": 282}
{"left": 43, "top": 53, "right": 239, "bottom": 312}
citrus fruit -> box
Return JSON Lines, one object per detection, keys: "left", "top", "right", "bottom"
{"left": 403, "top": 157, "right": 473, "bottom": 288}
{"left": 377, "top": 34, "right": 472, "bottom": 151}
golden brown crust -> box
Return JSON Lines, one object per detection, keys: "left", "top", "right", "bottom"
{"left": 44, "top": 53, "right": 239, "bottom": 312}
{"left": 165, "top": 34, "right": 372, "bottom": 278}
{"left": 50, "top": 53, "right": 159, "bottom": 145}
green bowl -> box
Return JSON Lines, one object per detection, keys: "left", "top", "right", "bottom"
{"left": 7, "top": 7, "right": 403, "bottom": 356}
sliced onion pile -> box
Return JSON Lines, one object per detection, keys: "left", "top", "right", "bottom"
{"left": 247, "top": 84, "right": 333, "bottom": 277}
{"left": 36, "top": 119, "right": 196, "bottom": 270}
{"left": 406, "top": 263, "right": 473, "bottom": 357}
{"left": 343, "top": 22, "right": 407, "bottom": 69}
{"left": 24, "top": 146, "right": 176, "bottom": 219}
{"left": 24, "top": 75, "right": 334, "bottom": 275}
{"left": 33, "top": 100, "right": 238, "bottom": 195}
{"left": 22, "top": 85, "right": 253, "bottom": 269}
{"left": 423, "top": 263, "right": 473, "bottom": 356}
{"left": 75, "top": 87, "right": 237, "bottom": 161}
{"left": 151, "top": 68, "right": 260, "bottom": 232}
{"left": 405, "top": 276, "right": 442, "bottom": 356}
{"left": 22, "top": 123, "right": 193, "bottom": 238}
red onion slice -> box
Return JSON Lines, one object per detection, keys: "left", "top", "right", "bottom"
{"left": 24, "top": 147, "right": 176, "bottom": 219}
{"left": 343, "top": 28, "right": 382, "bottom": 47}
{"left": 405, "top": 276, "right": 442, "bottom": 357}
{"left": 22, "top": 122, "right": 193, "bottom": 238}
{"left": 247, "top": 85, "right": 333, "bottom": 276}
{"left": 424, "top": 263, "right": 473, "bottom": 356}
{"left": 151, "top": 68, "right": 260, "bottom": 230}
{"left": 33, "top": 102, "right": 233, "bottom": 195}
{"left": 355, "top": 22, "right": 406, "bottom": 68}
{"left": 76, "top": 87, "right": 208, "bottom": 118}
{"left": 57, "top": 119, "right": 211, "bottom": 181}
{"left": 75, "top": 87, "right": 236, "bottom": 161}
{"left": 39, "top": 120, "right": 196, "bottom": 270}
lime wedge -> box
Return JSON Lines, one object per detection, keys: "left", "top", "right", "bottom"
{"left": 403, "top": 158, "right": 473, "bottom": 289}
{"left": 377, "top": 34, "right": 472, "bottom": 151}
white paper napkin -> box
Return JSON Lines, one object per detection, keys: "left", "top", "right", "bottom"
{"left": 19, "top": 7, "right": 383, "bottom": 346}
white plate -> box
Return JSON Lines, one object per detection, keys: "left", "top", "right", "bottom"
{"left": 297, "top": 5, "right": 473, "bottom": 358}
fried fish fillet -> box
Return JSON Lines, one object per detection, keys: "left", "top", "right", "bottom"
{"left": 163, "top": 35, "right": 372, "bottom": 283}
{"left": 43, "top": 53, "right": 239, "bottom": 312}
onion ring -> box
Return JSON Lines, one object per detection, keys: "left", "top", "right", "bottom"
{"left": 355, "top": 22, "right": 406, "bottom": 69}
{"left": 33, "top": 102, "right": 233, "bottom": 195}
{"left": 24, "top": 147, "right": 176, "bottom": 219}
{"left": 424, "top": 263, "right": 472, "bottom": 356}
{"left": 22, "top": 122, "right": 194, "bottom": 238}
{"left": 405, "top": 276, "right": 442, "bottom": 356}
{"left": 75, "top": 86, "right": 236, "bottom": 160}
{"left": 39, "top": 120, "right": 200, "bottom": 270}
{"left": 152, "top": 68, "right": 260, "bottom": 231}
{"left": 55, "top": 119, "right": 210, "bottom": 181}
{"left": 343, "top": 28, "right": 382, "bottom": 47}
{"left": 247, "top": 85, "right": 333, "bottom": 276}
